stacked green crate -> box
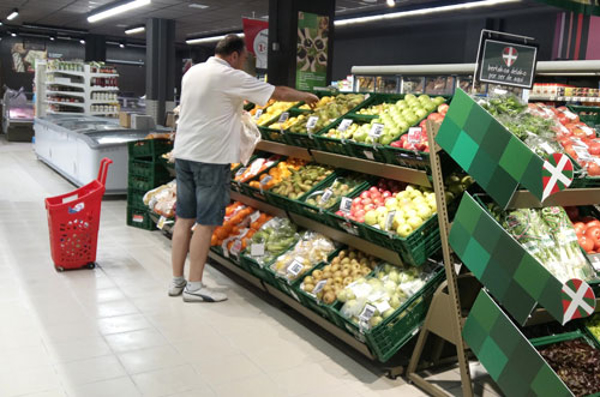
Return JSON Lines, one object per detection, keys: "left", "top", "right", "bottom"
{"left": 127, "top": 139, "right": 173, "bottom": 230}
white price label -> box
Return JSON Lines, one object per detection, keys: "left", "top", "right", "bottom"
{"left": 157, "top": 216, "right": 167, "bottom": 230}
{"left": 306, "top": 115, "right": 319, "bottom": 131}
{"left": 338, "top": 119, "right": 353, "bottom": 132}
{"left": 588, "top": 253, "right": 600, "bottom": 272}
{"left": 249, "top": 158, "right": 265, "bottom": 175}
{"left": 340, "top": 197, "right": 353, "bottom": 214}
{"left": 235, "top": 167, "right": 247, "bottom": 177}
{"left": 363, "top": 151, "right": 375, "bottom": 160}
{"left": 359, "top": 304, "right": 377, "bottom": 322}
{"left": 251, "top": 243, "right": 265, "bottom": 257}
{"left": 320, "top": 189, "right": 333, "bottom": 204}
{"left": 574, "top": 146, "right": 593, "bottom": 162}
{"left": 374, "top": 300, "right": 391, "bottom": 314}
{"left": 278, "top": 112, "right": 289, "bottom": 123}
{"left": 340, "top": 221, "right": 359, "bottom": 235}
{"left": 408, "top": 127, "right": 422, "bottom": 144}
{"left": 254, "top": 109, "right": 263, "bottom": 120}
{"left": 369, "top": 123, "right": 384, "bottom": 138}
{"left": 384, "top": 210, "right": 397, "bottom": 231}
{"left": 230, "top": 240, "right": 243, "bottom": 256}
{"left": 250, "top": 211, "right": 261, "bottom": 223}
{"left": 287, "top": 259, "right": 304, "bottom": 277}
{"left": 260, "top": 175, "right": 273, "bottom": 186}
{"left": 312, "top": 280, "right": 327, "bottom": 295}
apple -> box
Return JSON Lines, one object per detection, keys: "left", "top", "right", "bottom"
{"left": 404, "top": 209, "right": 418, "bottom": 219}
{"left": 361, "top": 198, "right": 372, "bottom": 206}
{"left": 416, "top": 205, "right": 432, "bottom": 219}
{"left": 360, "top": 191, "right": 370, "bottom": 200}
{"left": 364, "top": 204, "right": 375, "bottom": 212}
{"left": 365, "top": 210, "right": 378, "bottom": 225}
{"left": 369, "top": 187, "right": 379, "bottom": 194}
{"left": 396, "top": 224, "right": 413, "bottom": 237}
{"left": 385, "top": 198, "right": 398, "bottom": 209}
{"left": 356, "top": 209, "right": 366, "bottom": 218}
{"left": 407, "top": 216, "right": 423, "bottom": 230}
{"left": 382, "top": 191, "right": 392, "bottom": 199}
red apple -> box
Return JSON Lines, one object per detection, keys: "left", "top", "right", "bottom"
{"left": 360, "top": 192, "right": 370, "bottom": 199}
{"left": 382, "top": 191, "right": 392, "bottom": 199}
{"left": 352, "top": 197, "right": 362, "bottom": 206}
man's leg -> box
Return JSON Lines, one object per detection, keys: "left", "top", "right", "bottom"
{"left": 188, "top": 224, "right": 215, "bottom": 282}
{"left": 171, "top": 217, "right": 196, "bottom": 278}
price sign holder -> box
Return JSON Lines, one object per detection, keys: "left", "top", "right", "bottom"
{"left": 254, "top": 109, "right": 263, "bottom": 120}
{"left": 339, "top": 119, "right": 353, "bottom": 132}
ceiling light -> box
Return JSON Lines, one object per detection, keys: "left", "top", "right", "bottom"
{"left": 119, "top": 43, "right": 125, "bottom": 48}
{"left": 88, "top": 0, "right": 151, "bottom": 23}
{"left": 10, "top": 32, "right": 17, "bottom": 37}
{"left": 21, "top": 24, "right": 88, "bottom": 35}
{"left": 386, "top": 0, "right": 395, "bottom": 6}
{"left": 125, "top": 26, "right": 145, "bottom": 35}
{"left": 188, "top": 3, "right": 209, "bottom": 9}
{"left": 335, "top": 0, "right": 520, "bottom": 26}
{"left": 7, "top": 9, "right": 19, "bottom": 21}
{"left": 49, "top": 36, "right": 55, "bottom": 41}
{"left": 186, "top": 32, "right": 244, "bottom": 45}
{"left": 80, "top": 39, "right": 86, "bottom": 44}
{"left": 0, "top": 22, "right": 3, "bottom": 26}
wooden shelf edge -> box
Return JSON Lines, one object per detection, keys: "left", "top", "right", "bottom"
{"left": 509, "top": 188, "right": 600, "bottom": 208}
{"left": 256, "top": 141, "right": 312, "bottom": 161}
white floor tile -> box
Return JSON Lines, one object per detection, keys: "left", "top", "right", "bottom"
{"left": 118, "top": 345, "right": 186, "bottom": 374}
{"left": 55, "top": 355, "right": 127, "bottom": 387}
{"left": 65, "top": 376, "right": 141, "bottom": 397}
{"left": 131, "top": 364, "right": 210, "bottom": 397}
{"left": 104, "top": 328, "right": 169, "bottom": 353}
{"left": 190, "top": 353, "right": 263, "bottom": 388}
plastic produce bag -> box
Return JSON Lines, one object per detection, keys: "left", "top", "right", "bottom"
{"left": 240, "top": 111, "right": 261, "bottom": 166}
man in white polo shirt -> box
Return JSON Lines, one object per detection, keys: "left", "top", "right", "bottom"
{"left": 170, "top": 35, "right": 318, "bottom": 302}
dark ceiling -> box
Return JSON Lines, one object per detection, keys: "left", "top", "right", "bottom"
{"left": 0, "top": 0, "right": 425, "bottom": 42}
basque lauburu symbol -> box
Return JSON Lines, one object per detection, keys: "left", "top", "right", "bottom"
{"left": 541, "top": 153, "right": 574, "bottom": 202}
{"left": 502, "top": 46, "right": 518, "bottom": 67}
{"left": 561, "top": 278, "right": 596, "bottom": 324}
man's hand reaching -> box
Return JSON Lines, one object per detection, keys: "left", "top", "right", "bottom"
{"left": 303, "top": 93, "right": 319, "bottom": 109}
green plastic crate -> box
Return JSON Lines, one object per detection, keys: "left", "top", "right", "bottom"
{"left": 312, "top": 117, "right": 362, "bottom": 157}
{"left": 128, "top": 139, "right": 173, "bottom": 159}
{"left": 126, "top": 206, "right": 156, "bottom": 230}
{"left": 127, "top": 187, "right": 147, "bottom": 209}
{"left": 567, "top": 104, "right": 600, "bottom": 127}
{"left": 128, "top": 159, "right": 171, "bottom": 191}
{"left": 330, "top": 265, "right": 445, "bottom": 362}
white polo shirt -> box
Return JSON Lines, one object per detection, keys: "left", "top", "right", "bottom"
{"left": 174, "top": 56, "right": 275, "bottom": 164}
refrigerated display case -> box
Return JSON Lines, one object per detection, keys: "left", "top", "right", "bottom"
{"left": 2, "top": 87, "right": 34, "bottom": 142}
{"left": 34, "top": 115, "right": 150, "bottom": 194}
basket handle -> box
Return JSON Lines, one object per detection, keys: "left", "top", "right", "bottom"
{"left": 97, "top": 157, "right": 113, "bottom": 186}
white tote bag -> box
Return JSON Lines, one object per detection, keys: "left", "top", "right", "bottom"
{"left": 240, "top": 111, "right": 262, "bottom": 166}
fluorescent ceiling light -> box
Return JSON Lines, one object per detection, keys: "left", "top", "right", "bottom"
{"left": 10, "top": 32, "right": 17, "bottom": 37}
{"left": 186, "top": 32, "right": 244, "bottom": 45}
{"left": 386, "top": 0, "right": 395, "bottom": 6}
{"left": 119, "top": 43, "right": 125, "bottom": 48}
{"left": 189, "top": 3, "right": 209, "bottom": 9}
{"left": 7, "top": 9, "right": 19, "bottom": 20}
{"left": 125, "top": 26, "right": 145, "bottom": 35}
{"left": 88, "top": 0, "right": 151, "bottom": 23}
{"left": 80, "top": 39, "right": 86, "bottom": 44}
{"left": 335, "top": 0, "right": 520, "bottom": 26}
{"left": 0, "top": 22, "right": 3, "bottom": 26}
{"left": 49, "top": 36, "right": 55, "bottom": 41}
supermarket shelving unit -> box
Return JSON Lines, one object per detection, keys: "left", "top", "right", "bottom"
{"left": 35, "top": 61, "right": 119, "bottom": 118}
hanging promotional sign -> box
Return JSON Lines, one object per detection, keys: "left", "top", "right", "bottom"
{"left": 242, "top": 18, "right": 269, "bottom": 70}
{"left": 296, "top": 11, "right": 329, "bottom": 91}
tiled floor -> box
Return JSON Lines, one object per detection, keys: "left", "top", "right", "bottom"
{"left": 0, "top": 137, "right": 504, "bottom": 397}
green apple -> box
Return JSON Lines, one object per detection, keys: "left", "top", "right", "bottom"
{"left": 396, "top": 224, "right": 413, "bottom": 237}
{"left": 434, "top": 96, "right": 445, "bottom": 105}
{"left": 376, "top": 206, "right": 388, "bottom": 216}
{"left": 415, "top": 108, "right": 428, "bottom": 119}
{"left": 404, "top": 94, "right": 416, "bottom": 102}
{"left": 404, "top": 208, "right": 418, "bottom": 219}
{"left": 428, "top": 202, "right": 437, "bottom": 213}
{"left": 425, "top": 102, "right": 436, "bottom": 112}
{"left": 365, "top": 210, "right": 378, "bottom": 225}
{"left": 385, "top": 197, "right": 398, "bottom": 209}
{"left": 380, "top": 135, "right": 394, "bottom": 145}
{"left": 419, "top": 94, "right": 430, "bottom": 102}
{"left": 416, "top": 204, "right": 432, "bottom": 219}
{"left": 407, "top": 216, "right": 423, "bottom": 230}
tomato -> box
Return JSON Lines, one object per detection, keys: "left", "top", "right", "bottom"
{"left": 587, "top": 219, "right": 600, "bottom": 229}
{"left": 586, "top": 226, "right": 600, "bottom": 242}
{"left": 574, "top": 222, "right": 587, "bottom": 235}
{"left": 595, "top": 238, "right": 600, "bottom": 252}
{"left": 588, "top": 162, "right": 600, "bottom": 176}
{"left": 579, "top": 235, "right": 595, "bottom": 253}
{"left": 565, "top": 206, "right": 580, "bottom": 221}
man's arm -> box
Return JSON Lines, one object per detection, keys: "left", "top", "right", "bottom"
{"left": 271, "top": 86, "right": 319, "bottom": 107}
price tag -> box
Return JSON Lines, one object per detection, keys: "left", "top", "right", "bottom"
{"left": 287, "top": 258, "right": 305, "bottom": 277}
{"left": 587, "top": 253, "right": 600, "bottom": 272}
{"left": 260, "top": 175, "right": 273, "bottom": 187}
{"left": 251, "top": 243, "right": 265, "bottom": 257}
{"left": 249, "top": 158, "right": 265, "bottom": 175}
{"left": 374, "top": 300, "right": 391, "bottom": 314}
{"left": 349, "top": 281, "right": 372, "bottom": 299}
{"left": 312, "top": 280, "right": 327, "bottom": 295}
{"left": 320, "top": 189, "right": 333, "bottom": 205}
{"left": 574, "top": 146, "right": 593, "bottom": 162}
{"left": 306, "top": 115, "right": 319, "bottom": 132}
{"left": 278, "top": 112, "right": 289, "bottom": 123}
{"left": 384, "top": 210, "right": 396, "bottom": 231}
{"left": 340, "top": 197, "right": 353, "bottom": 214}
{"left": 369, "top": 123, "right": 384, "bottom": 139}
{"left": 250, "top": 211, "right": 261, "bottom": 223}
{"left": 408, "top": 127, "right": 422, "bottom": 144}
{"left": 338, "top": 119, "right": 353, "bottom": 132}
{"left": 254, "top": 109, "right": 263, "bottom": 120}
{"left": 340, "top": 221, "right": 359, "bottom": 235}
{"left": 157, "top": 216, "right": 167, "bottom": 230}
{"left": 363, "top": 151, "right": 375, "bottom": 160}
{"left": 359, "top": 304, "right": 376, "bottom": 322}
{"left": 230, "top": 240, "right": 243, "bottom": 257}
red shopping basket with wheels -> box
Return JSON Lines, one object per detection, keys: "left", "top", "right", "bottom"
{"left": 45, "top": 158, "right": 112, "bottom": 272}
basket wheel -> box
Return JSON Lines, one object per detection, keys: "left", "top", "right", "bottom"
{"left": 87, "top": 262, "right": 96, "bottom": 269}
{"left": 56, "top": 266, "right": 65, "bottom": 272}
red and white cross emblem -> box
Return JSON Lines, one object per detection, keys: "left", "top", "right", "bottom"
{"left": 502, "top": 46, "right": 518, "bottom": 67}
{"left": 561, "top": 278, "right": 596, "bottom": 324}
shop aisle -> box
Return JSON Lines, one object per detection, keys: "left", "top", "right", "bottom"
{"left": 0, "top": 137, "right": 501, "bottom": 397}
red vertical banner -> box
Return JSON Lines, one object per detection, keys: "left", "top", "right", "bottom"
{"left": 242, "top": 18, "right": 269, "bottom": 69}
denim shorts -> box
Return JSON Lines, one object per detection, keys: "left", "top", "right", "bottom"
{"left": 175, "top": 159, "right": 230, "bottom": 226}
